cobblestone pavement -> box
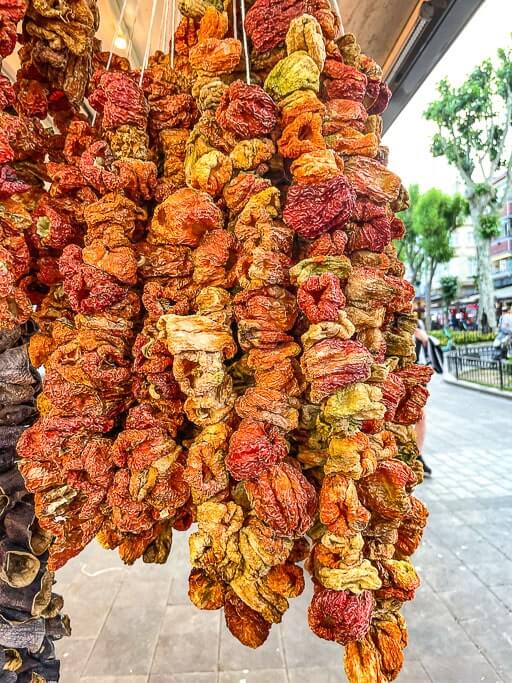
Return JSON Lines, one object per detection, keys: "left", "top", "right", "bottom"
{"left": 56, "top": 376, "right": 512, "bottom": 683}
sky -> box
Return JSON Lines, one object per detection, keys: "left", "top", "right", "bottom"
{"left": 383, "top": 0, "right": 512, "bottom": 194}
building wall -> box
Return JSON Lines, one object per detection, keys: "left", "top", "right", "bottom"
{"left": 430, "top": 187, "right": 512, "bottom": 297}
{"left": 491, "top": 179, "right": 512, "bottom": 289}
{"left": 432, "top": 220, "right": 477, "bottom": 290}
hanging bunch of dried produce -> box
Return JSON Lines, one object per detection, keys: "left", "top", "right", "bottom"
{"left": 0, "top": 325, "right": 70, "bottom": 682}
{"left": 25, "top": 117, "right": 99, "bottom": 370}
{"left": 116, "top": 22, "right": 205, "bottom": 546}
{"left": 1, "top": 0, "right": 45, "bottom": 329}
{"left": 154, "top": 5, "right": 311, "bottom": 647}
{"left": 6, "top": 0, "right": 433, "bottom": 678}
{"left": 1, "top": 3, "right": 76, "bottom": 675}
{"left": 18, "top": 0, "right": 99, "bottom": 108}
{"left": 18, "top": 67, "right": 156, "bottom": 568}
{"left": 252, "top": 8, "right": 430, "bottom": 679}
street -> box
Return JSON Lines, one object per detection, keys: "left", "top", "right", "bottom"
{"left": 56, "top": 376, "right": 512, "bottom": 683}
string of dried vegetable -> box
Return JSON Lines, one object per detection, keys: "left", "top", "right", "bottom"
{"left": 259, "top": 10, "right": 430, "bottom": 680}
{"left": 5, "top": 0, "right": 433, "bottom": 680}
{"left": 0, "top": 324, "right": 70, "bottom": 682}
{"left": 0, "top": 0, "right": 96, "bottom": 677}
{"left": 157, "top": 4, "right": 314, "bottom": 644}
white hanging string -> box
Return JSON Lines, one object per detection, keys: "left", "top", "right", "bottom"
{"left": 106, "top": 0, "right": 130, "bottom": 70}
{"left": 139, "top": 0, "right": 160, "bottom": 85}
{"left": 160, "top": 0, "right": 170, "bottom": 53}
{"left": 232, "top": 0, "right": 237, "bottom": 41}
{"left": 330, "top": 0, "right": 344, "bottom": 37}
{"left": 239, "top": 0, "right": 250, "bottom": 84}
{"left": 92, "top": 0, "right": 130, "bottom": 124}
{"left": 170, "top": 0, "right": 177, "bottom": 68}
{"left": 127, "top": 0, "right": 141, "bottom": 63}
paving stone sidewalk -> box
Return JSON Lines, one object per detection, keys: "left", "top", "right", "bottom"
{"left": 56, "top": 375, "right": 512, "bottom": 683}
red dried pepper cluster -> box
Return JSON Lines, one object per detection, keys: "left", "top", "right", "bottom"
{"left": 5, "top": 0, "right": 432, "bottom": 679}
{"left": 256, "top": 11, "right": 429, "bottom": 679}
{"left": 18, "top": 65, "right": 195, "bottom": 568}
{"left": 0, "top": 1, "right": 82, "bottom": 674}
{"left": 18, "top": 0, "right": 99, "bottom": 108}
{"left": 153, "top": 8, "right": 312, "bottom": 645}
{"left": 0, "top": 0, "right": 39, "bottom": 330}
{"left": 0, "top": 324, "right": 70, "bottom": 680}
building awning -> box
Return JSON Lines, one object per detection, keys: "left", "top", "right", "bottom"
{"left": 496, "top": 285, "right": 512, "bottom": 301}
{"left": 457, "top": 286, "right": 512, "bottom": 304}
{"left": 458, "top": 294, "right": 479, "bottom": 304}
{"left": 381, "top": 0, "right": 485, "bottom": 128}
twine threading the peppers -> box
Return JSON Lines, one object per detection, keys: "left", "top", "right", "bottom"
{"left": 239, "top": 0, "right": 251, "bottom": 84}
{"left": 170, "top": 0, "right": 177, "bottom": 68}
{"left": 160, "top": 0, "right": 170, "bottom": 53}
{"left": 139, "top": 0, "right": 160, "bottom": 85}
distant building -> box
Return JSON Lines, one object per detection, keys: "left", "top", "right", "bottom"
{"left": 435, "top": 220, "right": 478, "bottom": 293}
{"left": 428, "top": 220, "right": 478, "bottom": 322}
{"left": 426, "top": 178, "right": 512, "bottom": 324}
{"left": 491, "top": 174, "right": 512, "bottom": 301}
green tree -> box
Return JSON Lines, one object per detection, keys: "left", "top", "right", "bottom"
{"left": 413, "top": 189, "right": 467, "bottom": 330}
{"left": 440, "top": 275, "right": 459, "bottom": 323}
{"left": 396, "top": 184, "right": 424, "bottom": 285}
{"left": 425, "top": 45, "right": 512, "bottom": 330}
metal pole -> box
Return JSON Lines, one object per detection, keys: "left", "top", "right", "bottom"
{"left": 161, "top": 0, "right": 170, "bottom": 53}
{"left": 127, "top": 0, "right": 142, "bottom": 64}
{"left": 232, "top": 0, "right": 237, "bottom": 40}
{"left": 330, "top": 0, "right": 344, "bottom": 37}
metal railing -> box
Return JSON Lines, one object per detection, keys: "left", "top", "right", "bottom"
{"left": 451, "top": 344, "right": 495, "bottom": 359}
{"left": 446, "top": 349, "right": 512, "bottom": 391}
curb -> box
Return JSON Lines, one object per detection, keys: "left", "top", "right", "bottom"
{"left": 443, "top": 373, "right": 512, "bottom": 400}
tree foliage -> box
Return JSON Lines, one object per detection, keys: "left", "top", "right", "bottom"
{"left": 424, "top": 44, "right": 512, "bottom": 329}
{"left": 440, "top": 275, "right": 459, "bottom": 312}
{"left": 425, "top": 50, "right": 512, "bottom": 202}
{"left": 396, "top": 184, "right": 423, "bottom": 284}
{"left": 414, "top": 189, "right": 463, "bottom": 262}
{"left": 412, "top": 188, "right": 467, "bottom": 329}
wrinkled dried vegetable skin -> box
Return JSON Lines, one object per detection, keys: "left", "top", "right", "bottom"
{"left": 0, "top": 2, "right": 73, "bottom": 670}
{"left": 16, "top": 65, "right": 192, "bottom": 570}
{"left": 257, "top": 11, "right": 430, "bottom": 683}
{"left": 5, "top": 0, "right": 432, "bottom": 679}
{"left": 0, "top": 325, "right": 70, "bottom": 680}
{"left": 154, "top": 7, "right": 312, "bottom": 648}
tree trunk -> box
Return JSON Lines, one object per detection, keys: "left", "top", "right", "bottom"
{"left": 410, "top": 261, "right": 422, "bottom": 288}
{"left": 424, "top": 261, "right": 434, "bottom": 332}
{"left": 470, "top": 204, "right": 497, "bottom": 330}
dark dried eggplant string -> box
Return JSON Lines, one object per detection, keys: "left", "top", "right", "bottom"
{"left": 0, "top": 326, "right": 70, "bottom": 682}
{"left": 0, "top": 0, "right": 71, "bottom": 675}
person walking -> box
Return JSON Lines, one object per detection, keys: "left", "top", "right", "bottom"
{"left": 414, "top": 319, "right": 432, "bottom": 477}
{"left": 498, "top": 304, "right": 512, "bottom": 334}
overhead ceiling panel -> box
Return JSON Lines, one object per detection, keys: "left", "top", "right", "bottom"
{"left": 340, "top": 0, "right": 420, "bottom": 73}
{"left": 95, "top": 0, "right": 423, "bottom": 72}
